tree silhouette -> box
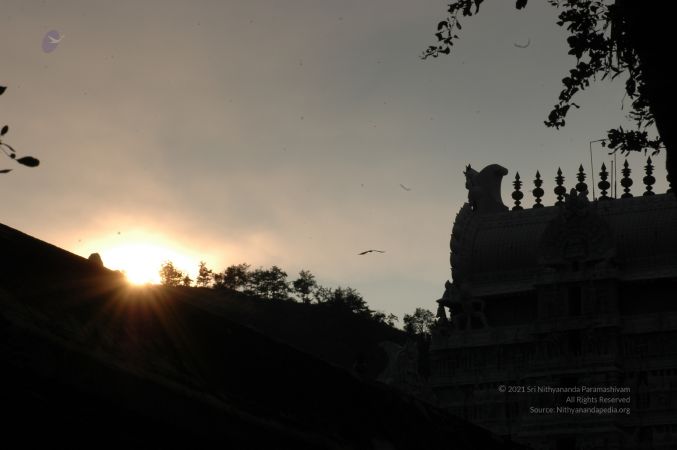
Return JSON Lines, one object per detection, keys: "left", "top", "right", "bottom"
{"left": 214, "top": 263, "right": 251, "bottom": 291}
{"left": 371, "top": 311, "right": 399, "bottom": 327}
{"left": 313, "top": 285, "right": 334, "bottom": 304}
{"left": 207, "top": 261, "right": 396, "bottom": 323}
{"left": 249, "top": 266, "right": 290, "bottom": 300}
{"left": 292, "top": 269, "right": 317, "bottom": 304}
{"left": 159, "top": 261, "right": 185, "bottom": 287}
{"left": 324, "top": 287, "right": 370, "bottom": 316}
{"left": 403, "top": 308, "right": 436, "bottom": 336}
{"left": 0, "top": 85, "right": 40, "bottom": 174}
{"left": 423, "top": 1, "right": 675, "bottom": 189}
{"left": 196, "top": 261, "right": 213, "bottom": 287}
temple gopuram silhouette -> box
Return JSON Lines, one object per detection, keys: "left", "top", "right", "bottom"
{"left": 430, "top": 160, "right": 677, "bottom": 449}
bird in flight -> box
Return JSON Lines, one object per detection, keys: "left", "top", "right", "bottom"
{"left": 399, "top": 183, "right": 411, "bottom": 191}
{"left": 513, "top": 38, "right": 530, "bottom": 48}
{"left": 358, "top": 249, "right": 385, "bottom": 255}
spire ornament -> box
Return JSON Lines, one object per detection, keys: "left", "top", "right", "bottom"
{"left": 643, "top": 157, "right": 655, "bottom": 196}
{"left": 598, "top": 163, "right": 610, "bottom": 201}
{"left": 554, "top": 168, "right": 566, "bottom": 205}
{"left": 620, "top": 159, "right": 633, "bottom": 198}
{"left": 532, "top": 171, "right": 544, "bottom": 208}
{"left": 575, "top": 164, "right": 588, "bottom": 195}
{"left": 512, "top": 172, "right": 523, "bottom": 211}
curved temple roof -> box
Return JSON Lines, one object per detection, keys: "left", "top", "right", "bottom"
{"left": 449, "top": 164, "right": 677, "bottom": 297}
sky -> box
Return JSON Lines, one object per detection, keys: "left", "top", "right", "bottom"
{"left": 1, "top": 0, "right": 667, "bottom": 321}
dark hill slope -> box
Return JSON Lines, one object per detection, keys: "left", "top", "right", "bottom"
{"left": 0, "top": 223, "right": 526, "bottom": 449}
{"left": 1, "top": 222, "right": 405, "bottom": 378}
{"left": 177, "top": 287, "right": 406, "bottom": 378}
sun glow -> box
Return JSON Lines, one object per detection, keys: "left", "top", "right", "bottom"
{"left": 99, "top": 241, "right": 199, "bottom": 285}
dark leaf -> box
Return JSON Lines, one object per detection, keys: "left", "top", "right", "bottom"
{"left": 0, "top": 86, "right": 6, "bottom": 95}
{"left": 437, "top": 21, "right": 447, "bottom": 30}
{"left": 16, "top": 156, "right": 40, "bottom": 167}
{"left": 0, "top": 169, "right": 12, "bottom": 173}
{"left": 516, "top": 0, "right": 528, "bottom": 9}
{"left": 1, "top": 125, "right": 8, "bottom": 136}
{"left": 474, "top": 0, "right": 483, "bottom": 13}
{"left": 2, "top": 142, "right": 16, "bottom": 153}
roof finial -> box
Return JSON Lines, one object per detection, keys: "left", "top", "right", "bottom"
{"left": 620, "top": 159, "right": 633, "bottom": 198}
{"left": 575, "top": 164, "right": 588, "bottom": 195}
{"left": 532, "top": 171, "right": 544, "bottom": 208}
{"left": 598, "top": 162, "right": 610, "bottom": 201}
{"left": 643, "top": 157, "right": 655, "bottom": 196}
{"left": 511, "top": 172, "right": 523, "bottom": 211}
{"left": 554, "top": 168, "right": 566, "bottom": 205}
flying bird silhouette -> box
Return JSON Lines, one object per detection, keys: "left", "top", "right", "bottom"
{"left": 358, "top": 249, "right": 385, "bottom": 255}
{"left": 399, "top": 184, "right": 411, "bottom": 191}
{"left": 513, "top": 38, "right": 530, "bottom": 48}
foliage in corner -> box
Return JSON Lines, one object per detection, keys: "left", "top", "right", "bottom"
{"left": 422, "top": 0, "right": 663, "bottom": 156}
{"left": 0, "top": 85, "right": 40, "bottom": 174}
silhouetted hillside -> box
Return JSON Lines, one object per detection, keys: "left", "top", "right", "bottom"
{"left": 177, "top": 287, "right": 407, "bottom": 379}
{"left": 0, "top": 222, "right": 526, "bottom": 449}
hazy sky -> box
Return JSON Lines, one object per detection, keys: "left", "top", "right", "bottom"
{"left": 2, "top": 1, "right": 667, "bottom": 320}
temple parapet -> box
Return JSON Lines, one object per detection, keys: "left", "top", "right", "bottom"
{"left": 487, "top": 157, "right": 668, "bottom": 211}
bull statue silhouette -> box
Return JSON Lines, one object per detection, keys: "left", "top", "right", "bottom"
{"left": 463, "top": 164, "right": 509, "bottom": 214}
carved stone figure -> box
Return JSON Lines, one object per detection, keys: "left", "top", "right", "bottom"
{"left": 463, "top": 164, "right": 509, "bottom": 214}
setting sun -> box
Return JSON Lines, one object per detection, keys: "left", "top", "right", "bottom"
{"left": 103, "top": 243, "right": 198, "bottom": 284}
